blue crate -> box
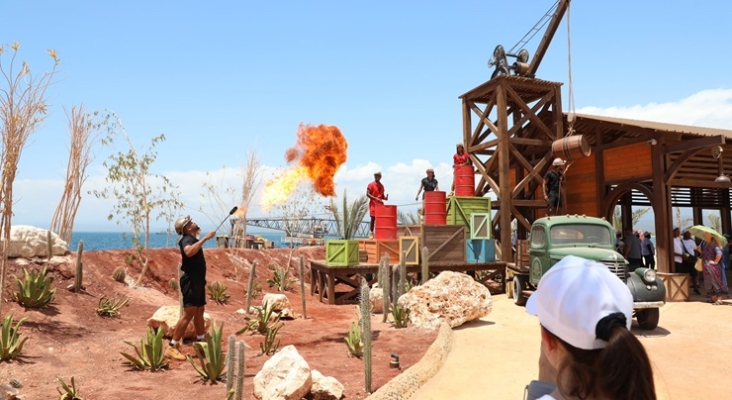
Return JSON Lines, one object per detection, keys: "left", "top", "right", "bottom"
{"left": 466, "top": 239, "right": 496, "bottom": 263}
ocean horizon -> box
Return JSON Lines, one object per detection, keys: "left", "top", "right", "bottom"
{"left": 68, "top": 231, "right": 287, "bottom": 251}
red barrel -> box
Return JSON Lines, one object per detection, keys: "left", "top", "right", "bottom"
{"left": 375, "top": 204, "right": 397, "bottom": 240}
{"left": 454, "top": 165, "right": 475, "bottom": 196}
{"left": 424, "top": 191, "right": 447, "bottom": 225}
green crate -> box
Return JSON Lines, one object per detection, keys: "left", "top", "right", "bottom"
{"left": 446, "top": 196, "right": 492, "bottom": 228}
{"left": 325, "top": 240, "right": 360, "bottom": 266}
{"left": 470, "top": 213, "right": 492, "bottom": 239}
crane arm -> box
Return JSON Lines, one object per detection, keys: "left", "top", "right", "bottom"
{"left": 526, "top": 0, "right": 570, "bottom": 77}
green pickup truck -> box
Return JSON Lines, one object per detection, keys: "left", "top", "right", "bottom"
{"left": 514, "top": 215, "right": 666, "bottom": 330}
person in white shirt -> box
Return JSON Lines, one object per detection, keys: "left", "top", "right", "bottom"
{"left": 527, "top": 256, "right": 656, "bottom": 400}
{"left": 682, "top": 229, "right": 701, "bottom": 295}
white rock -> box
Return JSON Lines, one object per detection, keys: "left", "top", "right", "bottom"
{"left": 147, "top": 305, "right": 211, "bottom": 339}
{"left": 398, "top": 271, "right": 492, "bottom": 329}
{"left": 310, "top": 370, "right": 344, "bottom": 400}
{"left": 253, "top": 345, "right": 312, "bottom": 400}
{"left": 262, "top": 293, "right": 291, "bottom": 311}
{"left": 369, "top": 288, "right": 384, "bottom": 313}
{"left": 276, "top": 308, "right": 295, "bottom": 319}
{"left": 4, "top": 226, "right": 68, "bottom": 258}
{"left": 235, "top": 308, "right": 248, "bottom": 315}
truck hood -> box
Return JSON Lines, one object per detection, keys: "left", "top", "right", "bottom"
{"left": 548, "top": 247, "right": 625, "bottom": 263}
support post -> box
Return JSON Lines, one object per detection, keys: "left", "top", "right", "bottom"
{"left": 497, "top": 83, "right": 512, "bottom": 261}
{"left": 651, "top": 140, "right": 671, "bottom": 273}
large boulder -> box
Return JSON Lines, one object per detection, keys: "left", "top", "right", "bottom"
{"left": 262, "top": 293, "right": 291, "bottom": 311}
{"left": 147, "top": 305, "right": 211, "bottom": 339}
{"left": 5, "top": 226, "right": 68, "bottom": 258}
{"left": 398, "top": 271, "right": 492, "bottom": 329}
{"left": 310, "top": 370, "right": 344, "bottom": 400}
{"left": 254, "top": 345, "right": 312, "bottom": 400}
{"left": 369, "top": 287, "right": 384, "bottom": 313}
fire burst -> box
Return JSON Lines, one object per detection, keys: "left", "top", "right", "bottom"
{"left": 260, "top": 124, "right": 347, "bottom": 211}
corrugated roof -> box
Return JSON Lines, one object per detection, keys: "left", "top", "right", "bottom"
{"left": 568, "top": 113, "right": 732, "bottom": 139}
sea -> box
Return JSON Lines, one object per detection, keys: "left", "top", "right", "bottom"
{"left": 68, "top": 232, "right": 287, "bottom": 251}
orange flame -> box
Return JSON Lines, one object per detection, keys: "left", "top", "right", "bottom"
{"left": 259, "top": 124, "right": 348, "bottom": 211}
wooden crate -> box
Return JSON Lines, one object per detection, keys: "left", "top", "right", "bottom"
{"left": 466, "top": 239, "right": 496, "bottom": 263}
{"left": 446, "top": 196, "right": 492, "bottom": 227}
{"left": 360, "top": 240, "right": 400, "bottom": 264}
{"left": 421, "top": 225, "right": 466, "bottom": 263}
{"left": 515, "top": 239, "right": 530, "bottom": 273}
{"left": 470, "top": 213, "right": 491, "bottom": 239}
{"left": 325, "top": 240, "right": 360, "bottom": 267}
{"left": 657, "top": 272, "right": 689, "bottom": 302}
{"left": 397, "top": 225, "right": 422, "bottom": 238}
{"left": 400, "top": 236, "right": 420, "bottom": 265}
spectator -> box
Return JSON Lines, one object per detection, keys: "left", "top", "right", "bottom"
{"left": 681, "top": 229, "right": 701, "bottom": 295}
{"left": 624, "top": 228, "right": 643, "bottom": 272}
{"left": 641, "top": 231, "right": 655, "bottom": 270}
{"left": 527, "top": 256, "right": 656, "bottom": 400}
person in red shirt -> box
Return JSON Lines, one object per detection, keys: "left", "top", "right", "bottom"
{"left": 366, "top": 171, "right": 388, "bottom": 238}
{"left": 451, "top": 143, "right": 471, "bottom": 195}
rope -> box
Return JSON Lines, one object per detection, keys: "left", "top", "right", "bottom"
{"left": 566, "top": 1, "right": 576, "bottom": 136}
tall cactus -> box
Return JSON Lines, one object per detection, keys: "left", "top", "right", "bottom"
{"left": 226, "top": 335, "right": 236, "bottom": 394}
{"left": 299, "top": 257, "right": 307, "bottom": 319}
{"left": 381, "top": 257, "right": 390, "bottom": 323}
{"left": 73, "top": 240, "right": 84, "bottom": 293}
{"left": 235, "top": 341, "right": 246, "bottom": 400}
{"left": 421, "top": 246, "right": 429, "bottom": 284}
{"left": 391, "top": 264, "right": 399, "bottom": 313}
{"left": 360, "top": 277, "right": 372, "bottom": 393}
{"left": 46, "top": 230, "right": 53, "bottom": 260}
{"left": 246, "top": 261, "right": 258, "bottom": 313}
{"left": 398, "top": 252, "right": 406, "bottom": 297}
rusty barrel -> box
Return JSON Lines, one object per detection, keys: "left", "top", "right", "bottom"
{"left": 454, "top": 165, "right": 475, "bottom": 197}
{"left": 423, "top": 191, "right": 447, "bottom": 225}
{"left": 551, "top": 135, "right": 591, "bottom": 161}
{"left": 374, "top": 204, "right": 397, "bottom": 240}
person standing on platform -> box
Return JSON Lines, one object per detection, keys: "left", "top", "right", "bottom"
{"left": 641, "top": 231, "right": 656, "bottom": 270}
{"left": 680, "top": 228, "right": 701, "bottom": 295}
{"left": 415, "top": 168, "right": 439, "bottom": 201}
{"left": 450, "top": 143, "right": 471, "bottom": 195}
{"left": 366, "top": 171, "right": 388, "bottom": 239}
{"left": 624, "top": 228, "right": 643, "bottom": 272}
{"left": 542, "top": 158, "right": 566, "bottom": 216}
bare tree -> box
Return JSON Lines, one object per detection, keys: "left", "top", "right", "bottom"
{"left": 0, "top": 42, "right": 59, "bottom": 314}
{"left": 50, "top": 105, "right": 109, "bottom": 243}
{"left": 233, "top": 149, "right": 263, "bottom": 246}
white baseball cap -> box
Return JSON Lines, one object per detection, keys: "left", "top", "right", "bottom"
{"left": 552, "top": 157, "right": 566, "bottom": 166}
{"left": 526, "top": 255, "right": 633, "bottom": 350}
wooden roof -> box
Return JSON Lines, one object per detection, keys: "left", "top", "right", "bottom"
{"left": 459, "top": 75, "right": 562, "bottom": 104}
{"left": 568, "top": 113, "right": 732, "bottom": 141}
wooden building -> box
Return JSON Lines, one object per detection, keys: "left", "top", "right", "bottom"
{"left": 460, "top": 74, "right": 732, "bottom": 273}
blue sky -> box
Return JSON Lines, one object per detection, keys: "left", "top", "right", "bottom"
{"left": 4, "top": 0, "right": 732, "bottom": 233}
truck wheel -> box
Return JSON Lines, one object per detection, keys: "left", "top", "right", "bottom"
{"left": 513, "top": 274, "right": 528, "bottom": 306}
{"left": 636, "top": 308, "right": 660, "bottom": 330}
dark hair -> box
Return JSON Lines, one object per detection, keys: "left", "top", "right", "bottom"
{"left": 543, "top": 326, "right": 656, "bottom": 400}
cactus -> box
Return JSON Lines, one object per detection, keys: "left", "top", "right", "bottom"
{"left": 235, "top": 341, "right": 245, "bottom": 400}
{"left": 47, "top": 230, "right": 53, "bottom": 261}
{"left": 245, "top": 261, "right": 257, "bottom": 314}
{"left": 73, "top": 240, "right": 84, "bottom": 293}
{"left": 398, "top": 252, "right": 406, "bottom": 298}
{"left": 391, "top": 265, "right": 399, "bottom": 314}
{"left": 226, "top": 335, "right": 236, "bottom": 394}
{"left": 112, "top": 267, "right": 126, "bottom": 283}
{"left": 421, "top": 246, "right": 429, "bottom": 284}
{"left": 299, "top": 257, "right": 307, "bottom": 319}
{"left": 361, "top": 277, "right": 372, "bottom": 393}
{"left": 381, "top": 257, "right": 390, "bottom": 323}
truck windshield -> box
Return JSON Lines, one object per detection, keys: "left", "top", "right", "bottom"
{"left": 550, "top": 224, "right": 612, "bottom": 246}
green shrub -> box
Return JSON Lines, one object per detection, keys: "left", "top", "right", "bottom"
{"left": 57, "top": 377, "right": 83, "bottom": 400}
{"left": 97, "top": 295, "right": 129, "bottom": 318}
{"left": 391, "top": 304, "right": 409, "bottom": 329}
{"left": 260, "top": 323, "right": 282, "bottom": 356}
{"left": 120, "top": 327, "right": 169, "bottom": 371}
{"left": 266, "top": 267, "right": 296, "bottom": 292}
{"left": 237, "top": 300, "right": 280, "bottom": 335}
{"left": 187, "top": 320, "right": 227, "bottom": 382}
{"left": 344, "top": 321, "right": 363, "bottom": 358}
{"left": 14, "top": 267, "right": 55, "bottom": 308}
{"left": 243, "top": 281, "right": 262, "bottom": 299}
{"left": 207, "top": 281, "right": 231, "bottom": 305}
{"left": 112, "top": 267, "right": 126, "bottom": 283}
{"left": 0, "top": 314, "right": 29, "bottom": 362}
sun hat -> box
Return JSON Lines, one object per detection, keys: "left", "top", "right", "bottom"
{"left": 374, "top": 171, "right": 382, "bottom": 176}
{"left": 174, "top": 215, "right": 192, "bottom": 235}
{"left": 552, "top": 157, "right": 566, "bottom": 166}
{"left": 526, "top": 255, "right": 633, "bottom": 350}
{"left": 456, "top": 142, "right": 464, "bottom": 147}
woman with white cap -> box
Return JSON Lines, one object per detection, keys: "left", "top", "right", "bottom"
{"left": 526, "top": 255, "right": 656, "bottom": 400}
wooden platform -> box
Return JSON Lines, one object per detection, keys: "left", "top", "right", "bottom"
{"left": 309, "top": 260, "right": 506, "bottom": 305}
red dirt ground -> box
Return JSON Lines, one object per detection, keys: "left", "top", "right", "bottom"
{"left": 0, "top": 247, "right": 437, "bottom": 400}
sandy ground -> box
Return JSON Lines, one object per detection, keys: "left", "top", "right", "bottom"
{"left": 414, "top": 293, "right": 731, "bottom": 399}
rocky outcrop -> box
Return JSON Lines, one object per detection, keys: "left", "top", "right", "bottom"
{"left": 369, "top": 287, "right": 384, "bottom": 313}
{"left": 253, "top": 345, "right": 312, "bottom": 400}
{"left": 398, "top": 271, "right": 492, "bottom": 329}
{"left": 262, "top": 293, "right": 294, "bottom": 319}
{"left": 5, "top": 226, "right": 68, "bottom": 258}
{"left": 311, "top": 369, "right": 344, "bottom": 400}
{"left": 147, "top": 305, "right": 211, "bottom": 339}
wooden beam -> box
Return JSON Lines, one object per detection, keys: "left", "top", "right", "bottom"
{"left": 469, "top": 138, "right": 499, "bottom": 153}
{"left": 651, "top": 138, "right": 671, "bottom": 273}
{"left": 511, "top": 205, "right": 533, "bottom": 232}
{"left": 497, "top": 83, "right": 512, "bottom": 262}
{"left": 471, "top": 154, "right": 500, "bottom": 195}
{"left": 526, "top": 0, "right": 571, "bottom": 76}
{"left": 506, "top": 92, "right": 555, "bottom": 138}
{"left": 664, "top": 135, "right": 726, "bottom": 154}
{"left": 462, "top": 100, "right": 472, "bottom": 150}
{"left": 503, "top": 84, "right": 556, "bottom": 141}
{"left": 469, "top": 102, "right": 499, "bottom": 138}
{"left": 471, "top": 97, "right": 496, "bottom": 145}
{"left": 669, "top": 179, "right": 732, "bottom": 189}
{"left": 510, "top": 137, "right": 553, "bottom": 147}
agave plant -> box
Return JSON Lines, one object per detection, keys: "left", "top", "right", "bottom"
{"left": 187, "top": 320, "right": 226, "bottom": 382}
{"left": 57, "top": 377, "right": 83, "bottom": 400}
{"left": 1, "top": 314, "right": 29, "bottom": 362}
{"left": 120, "top": 327, "right": 169, "bottom": 371}
{"left": 14, "top": 266, "right": 55, "bottom": 308}
{"left": 344, "top": 321, "right": 364, "bottom": 358}
{"left": 237, "top": 301, "right": 280, "bottom": 335}
{"left": 329, "top": 189, "right": 368, "bottom": 240}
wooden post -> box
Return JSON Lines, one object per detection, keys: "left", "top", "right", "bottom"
{"left": 299, "top": 257, "right": 307, "bottom": 319}
{"left": 497, "top": 82, "right": 512, "bottom": 261}
{"left": 651, "top": 140, "right": 671, "bottom": 273}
